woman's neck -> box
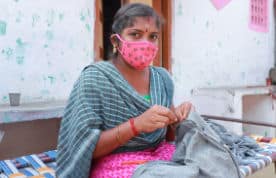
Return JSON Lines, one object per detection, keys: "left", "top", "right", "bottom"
{"left": 112, "top": 56, "right": 148, "bottom": 78}
{"left": 112, "top": 57, "right": 150, "bottom": 95}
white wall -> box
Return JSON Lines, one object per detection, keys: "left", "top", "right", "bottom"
{"left": 1, "top": 0, "right": 274, "bottom": 107}
{"left": 0, "top": 0, "right": 95, "bottom": 105}
{"left": 172, "top": 0, "right": 275, "bottom": 105}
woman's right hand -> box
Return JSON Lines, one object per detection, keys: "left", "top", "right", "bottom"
{"left": 134, "top": 105, "right": 178, "bottom": 133}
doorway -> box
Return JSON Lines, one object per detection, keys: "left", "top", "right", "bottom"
{"left": 94, "top": 0, "right": 172, "bottom": 71}
{"left": 102, "top": 0, "right": 121, "bottom": 60}
{"left": 94, "top": 0, "right": 121, "bottom": 61}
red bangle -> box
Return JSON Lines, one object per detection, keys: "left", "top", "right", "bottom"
{"left": 129, "top": 118, "right": 139, "bottom": 136}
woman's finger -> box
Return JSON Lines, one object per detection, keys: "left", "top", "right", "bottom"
{"left": 156, "top": 106, "right": 177, "bottom": 122}
{"left": 154, "top": 121, "right": 167, "bottom": 129}
{"left": 175, "top": 109, "right": 183, "bottom": 121}
{"left": 153, "top": 115, "right": 172, "bottom": 125}
{"left": 180, "top": 103, "right": 192, "bottom": 121}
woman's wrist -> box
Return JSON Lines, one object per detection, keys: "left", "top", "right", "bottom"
{"left": 129, "top": 118, "right": 140, "bottom": 136}
{"left": 115, "top": 124, "right": 124, "bottom": 145}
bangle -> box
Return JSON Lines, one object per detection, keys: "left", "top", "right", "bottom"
{"left": 116, "top": 125, "right": 123, "bottom": 145}
{"left": 129, "top": 118, "right": 139, "bottom": 136}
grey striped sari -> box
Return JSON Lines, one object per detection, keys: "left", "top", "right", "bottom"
{"left": 56, "top": 61, "right": 174, "bottom": 178}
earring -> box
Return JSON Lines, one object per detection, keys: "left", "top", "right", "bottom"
{"left": 113, "top": 46, "right": 117, "bottom": 54}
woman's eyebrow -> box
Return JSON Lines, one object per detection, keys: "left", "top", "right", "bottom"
{"left": 127, "top": 28, "right": 144, "bottom": 32}
{"left": 151, "top": 31, "right": 159, "bottom": 34}
{"left": 127, "top": 28, "right": 159, "bottom": 33}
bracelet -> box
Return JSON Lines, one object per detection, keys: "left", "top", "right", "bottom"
{"left": 129, "top": 118, "right": 139, "bottom": 136}
{"left": 116, "top": 125, "right": 124, "bottom": 145}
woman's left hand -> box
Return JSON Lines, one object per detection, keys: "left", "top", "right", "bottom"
{"left": 174, "top": 102, "right": 194, "bottom": 122}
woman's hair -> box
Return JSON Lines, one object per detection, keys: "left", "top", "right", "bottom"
{"left": 112, "top": 3, "right": 164, "bottom": 34}
{"left": 108, "top": 3, "right": 163, "bottom": 59}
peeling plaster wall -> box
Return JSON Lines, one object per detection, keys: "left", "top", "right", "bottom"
{"left": 0, "top": 0, "right": 95, "bottom": 104}
{"left": 1, "top": 0, "right": 275, "bottom": 107}
{"left": 172, "top": 0, "right": 275, "bottom": 105}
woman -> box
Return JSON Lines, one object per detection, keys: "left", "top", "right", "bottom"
{"left": 57, "top": 3, "right": 192, "bottom": 178}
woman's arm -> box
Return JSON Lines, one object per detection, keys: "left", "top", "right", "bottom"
{"left": 93, "top": 105, "right": 177, "bottom": 159}
{"left": 93, "top": 121, "right": 134, "bottom": 159}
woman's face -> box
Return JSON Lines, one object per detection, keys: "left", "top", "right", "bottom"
{"left": 120, "top": 17, "right": 159, "bottom": 45}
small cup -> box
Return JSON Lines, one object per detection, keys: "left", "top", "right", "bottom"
{"left": 9, "top": 93, "right": 21, "bottom": 106}
{"left": 266, "top": 78, "right": 272, "bottom": 86}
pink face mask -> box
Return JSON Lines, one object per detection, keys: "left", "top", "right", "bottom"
{"left": 115, "top": 34, "right": 158, "bottom": 70}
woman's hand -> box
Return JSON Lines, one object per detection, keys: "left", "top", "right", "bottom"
{"left": 174, "top": 102, "right": 194, "bottom": 122}
{"left": 134, "top": 105, "right": 178, "bottom": 133}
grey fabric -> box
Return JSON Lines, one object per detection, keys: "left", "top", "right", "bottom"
{"left": 132, "top": 161, "right": 199, "bottom": 178}
{"left": 206, "top": 120, "right": 263, "bottom": 165}
{"left": 132, "top": 111, "right": 241, "bottom": 178}
{"left": 56, "top": 61, "right": 174, "bottom": 178}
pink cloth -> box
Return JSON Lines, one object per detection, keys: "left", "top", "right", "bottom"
{"left": 90, "top": 142, "right": 175, "bottom": 178}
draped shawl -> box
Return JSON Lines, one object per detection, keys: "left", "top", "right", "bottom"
{"left": 56, "top": 61, "right": 174, "bottom": 178}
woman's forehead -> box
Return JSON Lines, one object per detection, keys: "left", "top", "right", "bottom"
{"left": 126, "top": 17, "right": 159, "bottom": 31}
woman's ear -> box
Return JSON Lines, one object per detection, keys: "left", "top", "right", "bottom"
{"left": 110, "top": 34, "right": 120, "bottom": 54}
{"left": 110, "top": 34, "right": 119, "bottom": 48}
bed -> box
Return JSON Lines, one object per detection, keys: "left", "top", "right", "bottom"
{"left": 0, "top": 136, "right": 275, "bottom": 178}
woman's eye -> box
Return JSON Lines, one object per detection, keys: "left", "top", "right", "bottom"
{"left": 150, "top": 34, "right": 158, "bottom": 40}
{"left": 130, "top": 33, "right": 140, "bottom": 38}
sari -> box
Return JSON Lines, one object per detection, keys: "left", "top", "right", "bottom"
{"left": 56, "top": 61, "right": 174, "bottom": 178}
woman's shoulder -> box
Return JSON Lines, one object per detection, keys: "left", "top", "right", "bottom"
{"left": 151, "top": 66, "right": 174, "bottom": 91}
{"left": 83, "top": 61, "right": 111, "bottom": 71}
{"left": 75, "top": 61, "right": 113, "bottom": 92}
{"left": 151, "top": 66, "right": 172, "bottom": 80}
{"left": 81, "top": 61, "right": 112, "bottom": 77}
{"left": 151, "top": 66, "right": 174, "bottom": 103}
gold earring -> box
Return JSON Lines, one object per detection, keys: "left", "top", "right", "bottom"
{"left": 113, "top": 46, "right": 117, "bottom": 54}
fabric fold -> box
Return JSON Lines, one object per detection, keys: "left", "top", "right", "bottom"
{"left": 56, "top": 61, "right": 174, "bottom": 178}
